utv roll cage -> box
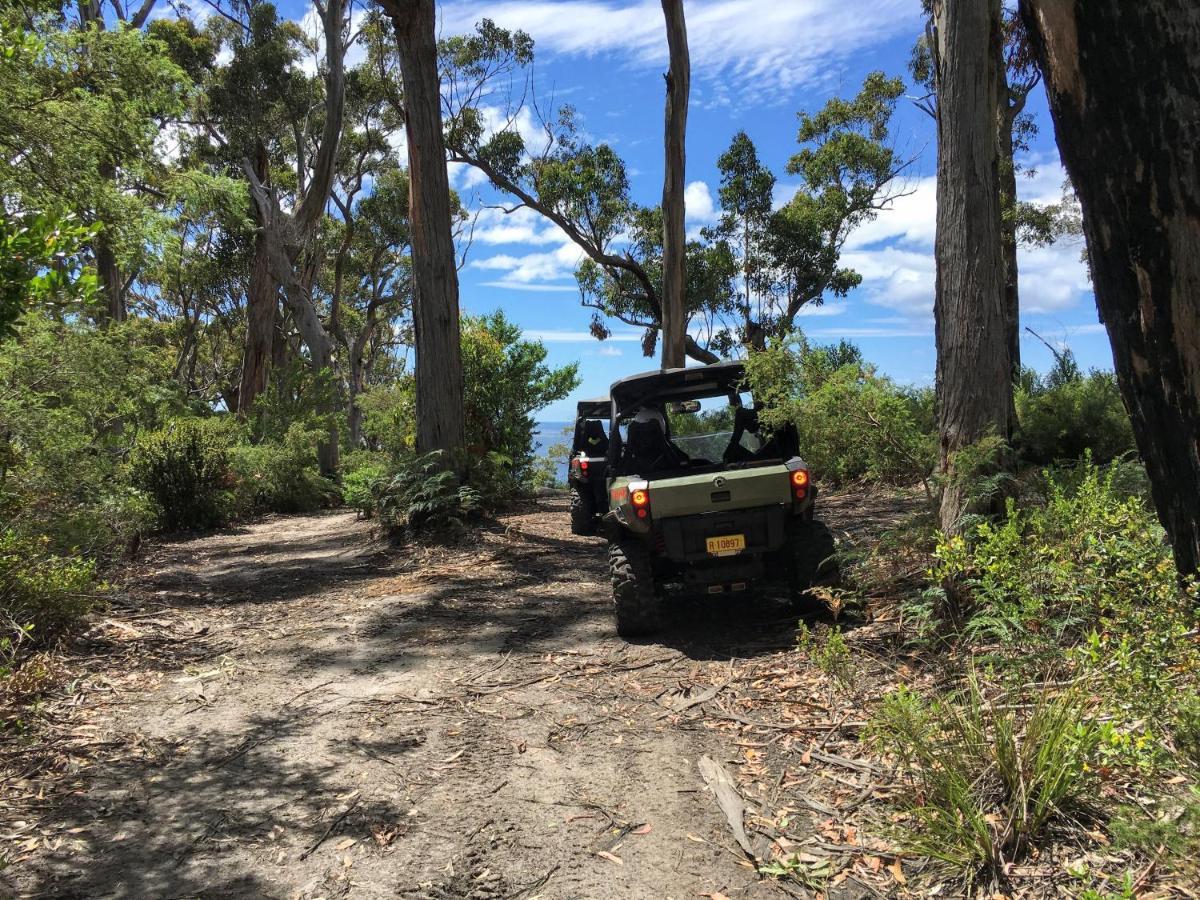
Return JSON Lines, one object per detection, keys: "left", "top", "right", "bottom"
{"left": 606, "top": 362, "right": 800, "bottom": 478}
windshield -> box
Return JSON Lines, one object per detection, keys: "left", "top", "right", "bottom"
{"left": 614, "top": 391, "right": 769, "bottom": 475}
{"left": 666, "top": 395, "right": 760, "bottom": 465}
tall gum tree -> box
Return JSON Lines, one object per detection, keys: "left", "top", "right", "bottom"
{"left": 1020, "top": 0, "right": 1200, "bottom": 577}
{"left": 659, "top": 0, "right": 689, "bottom": 369}
{"left": 229, "top": 0, "right": 346, "bottom": 472}
{"left": 932, "top": 0, "right": 1014, "bottom": 532}
{"left": 377, "top": 0, "right": 466, "bottom": 457}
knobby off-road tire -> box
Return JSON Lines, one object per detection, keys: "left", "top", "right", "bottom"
{"left": 786, "top": 519, "right": 839, "bottom": 600}
{"left": 570, "top": 488, "right": 596, "bottom": 535}
{"left": 608, "top": 538, "right": 659, "bottom": 638}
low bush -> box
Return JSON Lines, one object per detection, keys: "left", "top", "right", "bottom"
{"left": 1016, "top": 366, "right": 1135, "bottom": 465}
{"left": 130, "top": 418, "right": 233, "bottom": 532}
{"left": 340, "top": 451, "right": 389, "bottom": 516}
{"left": 745, "top": 333, "right": 936, "bottom": 486}
{"left": 870, "top": 676, "right": 1100, "bottom": 878}
{"left": 228, "top": 424, "right": 337, "bottom": 516}
{"left": 375, "top": 450, "right": 483, "bottom": 533}
{"left": 0, "top": 530, "right": 97, "bottom": 665}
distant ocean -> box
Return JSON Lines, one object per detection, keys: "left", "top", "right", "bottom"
{"left": 533, "top": 421, "right": 574, "bottom": 482}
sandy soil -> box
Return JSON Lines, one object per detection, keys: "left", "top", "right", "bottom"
{"left": 3, "top": 490, "right": 926, "bottom": 900}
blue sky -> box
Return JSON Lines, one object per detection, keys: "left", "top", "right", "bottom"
{"left": 285, "top": 0, "right": 1108, "bottom": 421}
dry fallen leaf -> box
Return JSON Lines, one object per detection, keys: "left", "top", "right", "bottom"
{"left": 596, "top": 850, "right": 624, "bottom": 865}
{"left": 632, "top": 824, "right": 653, "bottom": 835}
{"left": 890, "top": 860, "right": 907, "bottom": 884}
{"left": 335, "top": 837, "right": 357, "bottom": 851}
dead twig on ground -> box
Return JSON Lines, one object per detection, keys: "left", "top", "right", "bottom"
{"left": 299, "top": 792, "right": 361, "bottom": 860}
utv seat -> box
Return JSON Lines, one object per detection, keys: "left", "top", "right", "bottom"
{"left": 581, "top": 419, "right": 609, "bottom": 456}
{"left": 626, "top": 416, "right": 686, "bottom": 475}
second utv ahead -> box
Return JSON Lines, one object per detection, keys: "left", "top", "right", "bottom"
{"left": 567, "top": 397, "right": 610, "bottom": 535}
{"left": 599, "top": 361, "right": 836, "bottom": 637}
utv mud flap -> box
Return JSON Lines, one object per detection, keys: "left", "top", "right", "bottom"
{"left": 680, "top": 556, "right": 765, "bottom": 586}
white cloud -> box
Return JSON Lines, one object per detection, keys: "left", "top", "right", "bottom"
{"left": 525, "top": 329, "right": 643, "bottom": 342}
{"left": 685, "top": 181, "right": 718, "bottom": 231}
{"left": 839, "top": 161, "right": 1091, "bottom": 319}
{"left": 439, "top": 0, "right": 920, "bottom": 101}
{"left": 797, "top": 303, "right": 849, "bottom": 318}
{"left": 471, "top": 206, "right": 563, "bottom": 246}
{"left": 594, "top": 345, "right": 625, "bottom": 357}
{"left": 469, "top": 238, "right": 586, "bottom": 283}
{"left": 480, "top": 280, "right": 579, "bottom": 292}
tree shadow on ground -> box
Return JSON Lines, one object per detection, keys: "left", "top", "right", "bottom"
{"left": 15, "top": 698, "right": 416, "bottom": 899}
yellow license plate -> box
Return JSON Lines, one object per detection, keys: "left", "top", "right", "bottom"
{"left": 706, "top": 534, "right": 746, "bottom": 556}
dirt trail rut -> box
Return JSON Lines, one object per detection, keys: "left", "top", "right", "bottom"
{"left": 7, "top": 492, "right": 924, "bottom": 899}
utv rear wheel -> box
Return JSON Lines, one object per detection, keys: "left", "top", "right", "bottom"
{"left": 609, "top": 539, "right": 659, "bottom": 637}
{"left": 786, "top": 520, "right": 838, "bottom": 599}
{"left": 570, "top": 489, "right": 596, "bottom": 535}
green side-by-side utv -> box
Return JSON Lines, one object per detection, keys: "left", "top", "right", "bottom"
{"left": 593, "top": 361, "right": 837, "bottom": 637}
{"left": 567, "top": 397, "right": 611, "bottom": 535}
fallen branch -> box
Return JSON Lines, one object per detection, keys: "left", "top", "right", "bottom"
{"left": 299, "top": 792, "right": 361, "bottom": 860}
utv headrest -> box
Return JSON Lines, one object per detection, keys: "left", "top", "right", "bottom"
{"left": 582, "top": 419, "right": 609, "bottom": 452}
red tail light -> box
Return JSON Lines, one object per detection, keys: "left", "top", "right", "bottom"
{"left": 631, "top": 486, "right": 650, "bottom": 519}
{"left": 790, "top": 468, "right": 809, "bottom": 502}
{"left": 580, "top": 459, "right": 589, "bottom": 471}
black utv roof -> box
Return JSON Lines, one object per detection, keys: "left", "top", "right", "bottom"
{"left": 575, "top": 397, "right": 611, "bottom": 419}
{"left": 609, "top": 361, "right": 746, "bottom": 417}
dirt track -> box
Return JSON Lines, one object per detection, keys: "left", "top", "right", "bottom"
{"left": 4, "top": 492, "right": 924, "bottom": 899}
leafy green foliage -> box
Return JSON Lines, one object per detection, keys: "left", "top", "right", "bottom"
{"left": 131, "top": 419, "right": 233, "bottom": 532}
{"left": 0, "top": 209, "right": 96, "bottom": 337}
{"left": 461, "top": 312, "right": 579, "bottom": 479}
{"left": 871, "top": 677, "right": 1101, "bottom": 877}
{"left": 0, "top": 314, "right": 187, "bottom": 557}
{"left": 745, "top": 332, "right": 935, "bottom": 485}
{"left": 375, "top": 451, "right": 483, "bottom": 534}
{"left": 228, "top": 424, "right": 338, "bottom": 517}
{"left": 340, "top": 451, "right": 389, "bottom": 516}
{"left": 931, "top": 462, "right": 1200, "bottom": 770}
{"left": 1016, "top": 359, "right": 1135, "bottom": 465}
{"left": 1, "top": 530, "right": 97, "bottom": 656}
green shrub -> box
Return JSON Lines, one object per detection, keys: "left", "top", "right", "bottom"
{"left": 461, "top": 312, "right": 579, "bottom": 479}
{"left": 130, "top": 418, "right": 233, "bottom": 531}
{"left": 870, "top": 676, "right": 1100, "bottom": 878}
{"left": 341, "top": 451, "right": 389, "bottom": 516}
{"left": 745, "top": 333, "right": 936, "bottom": 486}
{"left": 1017, "top": 369, "right": 1135, "bottom": 465}
{"left": 0, "top": 314, "right": 191, "bottom": 556}
{"left": 932, "top": 461, "right": 1200, "bottom": 768}
{"left": 375, "top": 451, "right": 482, "bottom": 533}
{"left": 228, "top": 424, "right": 337, "bottom": 516}
{"left": 0, "top": 530, "right": 97, "bottom": 659}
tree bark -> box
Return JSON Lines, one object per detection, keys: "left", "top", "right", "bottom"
{"left": 1021, "top": 0, "right": 1200, "bottom": 578}
{"left": 998, "top": 86, "right": 1022, "bottom": 384}
{"left": 933, "top": 0, "right": 1014, "bottom": 533}
{"left": 659, "top": 0, "right": 689, "bottom": 370}
{"left": 238, "top": 143, "right": 275, "bottom": 414}
{"left": 382, "top": 0, "right": 466, "bottom": 457}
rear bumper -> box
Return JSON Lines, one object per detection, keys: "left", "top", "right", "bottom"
{"left": 657, "top": 504, "right": 788, "bottom": 564}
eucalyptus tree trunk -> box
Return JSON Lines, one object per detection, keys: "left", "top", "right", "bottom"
{"left": 238, "top": 143, "right": 275, "bottom": 414}
{"left": 240, "top": 0, "right": 346, "bottom": 473}
{"left": 997, "top": 86, "right": 1022, "bottom": 383}
{"left": 933, "top": 0, "right": 1013, "bottom": 534}
{"left": 381, "top": 0, "right": 466, "bottom": 457}
{"left": 659, "top": 0, "right": 689, "bottom": 370}
{"left": 1021, "top": 0, "right": 1200, "bottom": 578}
